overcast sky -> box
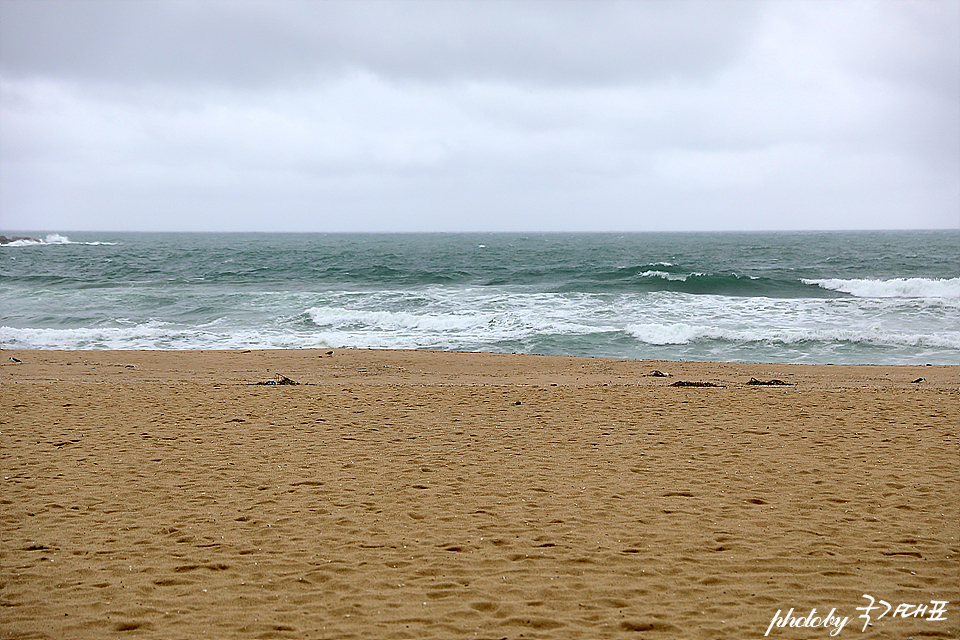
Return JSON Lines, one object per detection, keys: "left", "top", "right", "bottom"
{"left": 1, "top": 0, "right": 958, "bottom": 232}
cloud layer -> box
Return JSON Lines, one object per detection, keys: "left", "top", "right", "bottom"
{"left": 2, "top": 0, "right": 958, "bottom": 232}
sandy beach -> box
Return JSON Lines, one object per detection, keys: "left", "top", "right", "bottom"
{"left": 1, "top": 349, "right": 957, "bottom": 639}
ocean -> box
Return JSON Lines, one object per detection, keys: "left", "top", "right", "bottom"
{"left": 1, "top": 231, "right": 957, "bottom": 365}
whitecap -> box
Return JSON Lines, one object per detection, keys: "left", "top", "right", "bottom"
{"left": 639, "top": 270, "right": 689, "bottom": 281}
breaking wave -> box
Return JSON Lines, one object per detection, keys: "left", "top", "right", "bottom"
{"left": 803, "top": 277, "right": 959, "bottom": 298}
{"left": 1, "top": 233, "right": 117, "bottom": 247}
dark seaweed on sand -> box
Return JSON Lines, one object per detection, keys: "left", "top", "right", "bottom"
{"left": 747, "top": 378, "right": 791, "bottom": 385}
{"left": 670, "top": 380, "right": 724, "bottom": 387}
{"left": 255, "top": 374, "right": 299, "bottom": 386}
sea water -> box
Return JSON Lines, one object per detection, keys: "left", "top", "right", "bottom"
{"left": 1, "top": 231, "right": 957, "bottom": 364}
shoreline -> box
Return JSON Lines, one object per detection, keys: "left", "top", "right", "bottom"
{"left": 2, "top": 349, "right": 958, "bottom": 639}
{"left": 2, "top": 347, "right": 957, "bottom": 386}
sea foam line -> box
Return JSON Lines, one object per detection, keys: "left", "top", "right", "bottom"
{"left": 624, "top": 322, "right": 960, "bottom": 349}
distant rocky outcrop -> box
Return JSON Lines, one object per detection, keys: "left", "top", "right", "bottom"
{"left": 0, "top": 235, "right": 41, "bottom": 245}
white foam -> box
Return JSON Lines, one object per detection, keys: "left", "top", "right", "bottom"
{"left": 803, "top": 277, "right": 960, "bottom": 298}
{"left": 0, "top": 321, "right": 331, "bottom": 351}
{"left": 3, "top": 284, "right": 958, "bottom": 360}
{"left": 0, "top": 321, "right": 174, "bottom": 350}
{"left": 306, "top": 306, "right": 493, "bottom": 333}
{"left": 304, "top": 297, "right": 615, "bottom": 347}
{"left": 1, "top": 233, "right": 118, "bottom": 247}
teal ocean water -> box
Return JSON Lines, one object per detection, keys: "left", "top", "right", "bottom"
{"left": 2, "top": 231, "right": 958, "bottom": 364}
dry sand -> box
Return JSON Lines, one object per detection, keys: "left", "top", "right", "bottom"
{"left": 1, "top": 349, "right": 957, "bottom": 639}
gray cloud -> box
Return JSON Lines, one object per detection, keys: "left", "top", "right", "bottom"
{"left": 1, "top": 0, "right": 762, "bottom": 86}
{"left": 1, "top": 0, "right": 957, "bottom": 232}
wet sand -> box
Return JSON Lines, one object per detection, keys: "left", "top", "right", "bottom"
{"left": 1, "top": 349, "right": 957, "bottom": 639}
